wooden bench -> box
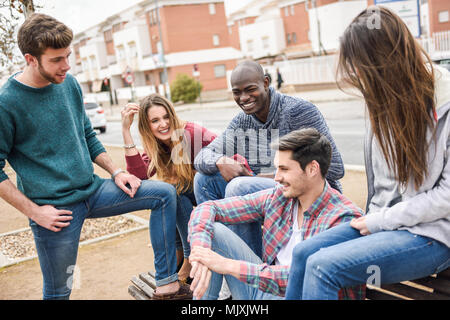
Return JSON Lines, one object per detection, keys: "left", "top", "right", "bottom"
{"left": 129, "top": 268, "right": 450, "bottom": 300}
{"left": 366, "top": 268, "right": 450, "bottom": 300}
{"left": 128, "top": 271, "right": 158, "bottom": 300}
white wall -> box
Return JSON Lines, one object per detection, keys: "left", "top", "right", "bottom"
{"left": 308, "top": 0, "right": 367, "bottom": 53}
{"left": 239, "top": 18, "right": 286, "bottom": 59}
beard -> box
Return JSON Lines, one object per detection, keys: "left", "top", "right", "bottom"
{"left": 37, "top": 62, "right": 63, "bottom": 84}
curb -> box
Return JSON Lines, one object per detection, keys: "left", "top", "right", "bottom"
{"left": 105, "top": 96, "right": 361, "bottom": 122}
{"left": 0, "top": 213, "right": 148, "bottom": 269}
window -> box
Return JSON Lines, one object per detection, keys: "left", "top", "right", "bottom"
{"left": 209, "top": 3, "right": 216, "bottom": 15}
{"left": 128, "top": 42, "right": 137, "bottom": 58}
{"left": 292, "top": 32, "right": 297, "bottom": 44}
{"left": 290, "top": 5, "right": 295, "bottom": 16}
{"left": 213, "top": 34, "right": 220, "bottom": 46}
{"left": 262, "top": 36, "right": 269, "bottom": 49}
{"left": 247, "top": 39, "right": 254, "bottom": 52}
{"left": 284, "top": 7, "right": 289, "bottom": 17}
{"left": 214, "top": 64, "right": 226, "bottom": 78}
{"left": 104, "top": 29, "right": 113, "bottom": 42}
{"left": 89, "top": 56, "right": 96, "bottom": 70}
{"left": 117, "top": 45, "right": 126, "bottom": 60}
{"left": 286, "top": 33, "right": 291, "bottom": 45}
{"left": 438, "top": 11, "right": 449, "bottom": 23}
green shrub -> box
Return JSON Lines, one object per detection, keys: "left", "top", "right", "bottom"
{"left": 170, "top": 73, "right": 202, "bottom": 103}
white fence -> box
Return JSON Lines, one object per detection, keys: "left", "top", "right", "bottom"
{"left": 274, "top": 55, "right": 337, "bottom": 85}
{"left": 418, "top": 30, "right": 450, "bottom": 60}
{"left": 273, "top": 30, "right": 450, "bottom": 87}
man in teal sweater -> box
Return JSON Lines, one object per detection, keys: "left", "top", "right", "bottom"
{"left": 0, "top": 14, "right": 189, "bottom": 300}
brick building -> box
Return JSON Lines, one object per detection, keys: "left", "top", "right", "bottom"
{"left": 70, "top": 0, "right": 242, "bottom": 104}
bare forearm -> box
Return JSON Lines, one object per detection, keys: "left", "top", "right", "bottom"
{"left": 122, "top": 128, "right": 139, "bottom": 157}
{"left": 0, "top": 179, "right": 39, "bottom": 219}
{"left": 94, "top": 152, "right": 120, "bottom": 175}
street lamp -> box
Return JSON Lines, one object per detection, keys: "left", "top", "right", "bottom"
{"left": 155, "top": 0, "right": 171, "bottom": 101}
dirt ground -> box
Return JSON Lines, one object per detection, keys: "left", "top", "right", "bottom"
{"left": 0, "top": 146, "right": 367, "bottom": 300}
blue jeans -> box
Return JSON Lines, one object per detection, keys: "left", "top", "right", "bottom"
{"left": 29, "top": 179, "right": 179, "bottom": 300}
{"left": 175, "top": 190, "right": 196, "bottom": 258}
{"left": 193, "top": 172, "right": 276, "bottom": 257}
{"left": 199, "top": 223, "right": 282, "bottom": 300}
{"left": 285, "top": 222, "right": 450, "bottom": 300}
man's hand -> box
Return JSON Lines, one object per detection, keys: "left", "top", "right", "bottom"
{"left": 30, "top": 205, "right": 73, "bottom": 232}
{"left": 189, "top": 246, "right": 241, "bottom": 299}
{"left": 216, "top": 156, "right": 251, "bottom": 182}
{"left": 114, "top": 172, "right": 141, "bottom": 198}
{"left": 350, "top": 216, "right": 371, "bottom": 236}
{"left": 189, "top": 261, "right": 212, "bottom": 300}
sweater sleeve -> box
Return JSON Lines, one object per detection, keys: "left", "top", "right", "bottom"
{"left": 125, "top": 152, "right": 154, "bottom": 179}
{"left": 0, "top": 107, "right": 13, "bottom": 183}
{"left": 74, "top": 78, "right": 105, "bottom": 161}
{"left": 365, "top": 132, "right": 450, "bottom": 233}
{"left": 193, "top": 117, "right": 239, "bottom": 174}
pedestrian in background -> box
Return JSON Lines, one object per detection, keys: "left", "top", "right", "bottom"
{"left": 276, "top": 68, "right": 284, "bottom": 90}
{"left": 285, "top": 6, "right": 450, "bottom": 300}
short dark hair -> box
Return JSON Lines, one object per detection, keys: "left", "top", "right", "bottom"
{"left": 17, "top": 13, "right": 73, "bottom": 60}
{"left": 272, "top": 128, "right": 332, "bottom": 177}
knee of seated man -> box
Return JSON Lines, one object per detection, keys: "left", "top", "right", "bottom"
{"left": 224, "top": 176, "right": 250, "bottom": 197}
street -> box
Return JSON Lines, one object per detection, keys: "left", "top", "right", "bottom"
{"left": 97, "top": 99, "right": 366, "bottom": 166}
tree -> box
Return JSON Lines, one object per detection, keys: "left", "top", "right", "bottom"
{"left": 170, "top": 74, "right": 203, "bottom": 104}
{"left": 0, "top": 0, "right": 38, "bottom": 70}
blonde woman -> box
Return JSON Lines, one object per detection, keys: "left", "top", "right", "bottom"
{"left": 121, "top": 93, "right": 217, "bottom": 286}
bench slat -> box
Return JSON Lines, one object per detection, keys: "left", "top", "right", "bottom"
{"left": 139, "top": 272, "right": 157, "bottom": 290}
{"left": 366, "top": 287, "right": 404, "bottom": 300}
{"left": 128, "top": 285, "right": 150, "bottom": 300}
{"left": 412, "top": 276, "right": 450, "bottom": 296}
{"left": 131, "top": 276, "right": 154, "bottom": 298}
{"left": 380, "top": 282, "right": 448, "bottom": 300}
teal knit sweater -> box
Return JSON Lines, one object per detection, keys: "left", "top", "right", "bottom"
{"left": 0, "top": 73, "right": 105, "bottom": 206}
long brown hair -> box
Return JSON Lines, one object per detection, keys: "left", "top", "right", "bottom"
{"left": 138, "top": 93, "right": 194, "bottom": 194}
{"left": 337, "top": 6, "right": 436, "bottom": 190}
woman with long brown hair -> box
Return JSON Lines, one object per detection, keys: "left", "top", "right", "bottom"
{"left": 285, "top": 6, "right": 450, "bottom": 299}
{"left": 121, "top": 93, "right": 216, "bottom": 299}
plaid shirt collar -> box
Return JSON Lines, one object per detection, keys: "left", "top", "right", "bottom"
{"left": 264, "top": 181, "right": 334, "bottom": 265}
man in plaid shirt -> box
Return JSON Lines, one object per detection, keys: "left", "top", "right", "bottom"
{"left": 188, "top": 128, "right": 364, "bottom": 300}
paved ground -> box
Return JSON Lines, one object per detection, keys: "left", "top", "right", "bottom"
{"left": 0, "top": 87, "right": 368, "bottom": 300}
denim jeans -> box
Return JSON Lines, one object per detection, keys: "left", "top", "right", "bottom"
{"left": 285, "top": 222, "right": 450, "bottom": 300}
{"left": 199, "top": 223, "right": 283, "bottom": 300}
{"left": 175, "top": 189, "right": 196, "bottom": 258}
{"left": 193, "top": 172, "right": 276, "bottom": 257}
{"left": 29, "top": 179, "right": 179, "bottom": 299}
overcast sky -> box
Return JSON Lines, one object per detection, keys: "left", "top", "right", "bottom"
{"left": 40, "top": 0, "right": 254, "bottom": 34}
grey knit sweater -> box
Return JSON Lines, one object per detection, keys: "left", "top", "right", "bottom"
{"left": 194, "top": 87, "right": 344, "bottom": 191}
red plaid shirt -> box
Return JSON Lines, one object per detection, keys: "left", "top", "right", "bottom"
{"left": 188, "top": 181, "right": 365, "bottom": 298}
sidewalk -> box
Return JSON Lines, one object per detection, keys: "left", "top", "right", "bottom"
{"left": 105, "top": 86, "right": 361, "bottom": 122}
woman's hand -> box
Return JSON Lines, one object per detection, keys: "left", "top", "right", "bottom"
{"left": 350, "top": 217, "right": 371, "bottom": 236}
{"left": 121, "top": 103, "right": 140, "bottom": 130}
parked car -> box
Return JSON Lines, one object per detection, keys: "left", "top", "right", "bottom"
{"left": 433, "top": 58, "right": 450, "bottom": 72}
{"left": 84, "top": 101, "right": 107, "bottom": 133}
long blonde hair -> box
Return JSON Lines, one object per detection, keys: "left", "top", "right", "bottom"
{"left": 138, "top": 93, "right": 194, "bottom": 193}
{"left": 337, "top": 6, "right": 436, "bottom": 190}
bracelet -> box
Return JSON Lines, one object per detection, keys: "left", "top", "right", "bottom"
{"left": 123, "top": 144, "right": 136, "bottom": 149}
{"left": 111, "top": 168, "right": 125, "bottom": 180}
